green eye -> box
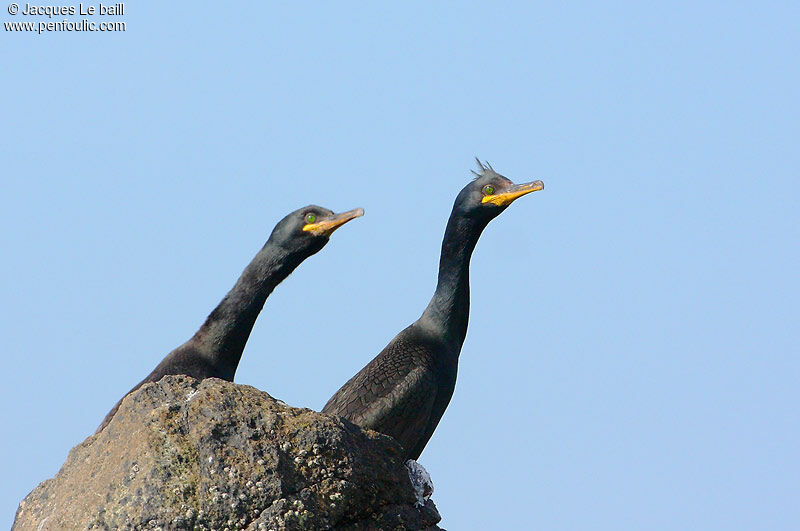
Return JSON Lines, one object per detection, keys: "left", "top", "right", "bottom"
{"left": 483, "top": 185, "right": 495, "bottom": 195}
{"left": 305, "top": 213, "right": 316, "bottom": 224}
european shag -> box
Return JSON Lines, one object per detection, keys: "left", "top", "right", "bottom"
{"left": 322, "top": 160, "right": 542, "bottom": 460}
{"left": 96, "top": 205, "right": 364, "bottom": 433}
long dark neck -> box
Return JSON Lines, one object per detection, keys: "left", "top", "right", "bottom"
{"left": 188, "top": 242, "right": 305, "bottom": 376}
{"left": 419, "top": 212, "right": 486, "bottom": 352}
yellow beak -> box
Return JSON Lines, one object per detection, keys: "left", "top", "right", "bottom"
{"left": 481, "top": 180, "right": 544, "bottom": 206}
{"left": 302, "top": 207, "right": 365, "bottom": 236}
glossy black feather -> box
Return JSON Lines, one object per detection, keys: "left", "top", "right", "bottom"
{"left": 324, "top": 327, "right": 455, "bottom": 459}
{"left": 96, "top": 205, "right": 339, "bottom": 433}
{"left": 324, "top": 163, "right": 534, "bottom": 460}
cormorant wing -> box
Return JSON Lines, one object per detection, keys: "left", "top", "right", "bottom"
{"left": 323, "top": 340, "right": 439, "bottom": 456}
{"left": 357, "top": 364, "right": 437, "bottom": 454}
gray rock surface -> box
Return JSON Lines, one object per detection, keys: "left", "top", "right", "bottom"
{"left": 13, "top": 375, "right": 442, "bottom": 530}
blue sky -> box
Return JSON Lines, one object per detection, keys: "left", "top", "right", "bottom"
{"left": 2, "top": 3, "right": 798, "bottom": 529}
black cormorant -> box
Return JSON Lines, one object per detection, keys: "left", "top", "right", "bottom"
{"left": 322, "top": 161, "right": 542, "bottom": 460}
{"left": 96, "top": 205, "right": 363, "bottom": 433}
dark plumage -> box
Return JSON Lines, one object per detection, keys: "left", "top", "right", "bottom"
{"left": 323, "top": 161, "right": 543, "bottom": 460}
{"left": 96, "top": 205, "right": 363, "bottom": 433}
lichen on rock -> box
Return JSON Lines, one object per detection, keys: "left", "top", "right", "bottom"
{"left": 13, "top": 375, "right": 442, "bottom": 530}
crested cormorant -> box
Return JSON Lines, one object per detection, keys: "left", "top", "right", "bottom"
{"left": 96, "top": 205, "right": 363, "bottom": 433}
{"left": 322, "top": 160, "right": 542, "bottom": 460}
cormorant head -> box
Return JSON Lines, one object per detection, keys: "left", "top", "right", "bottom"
{"left": 454, "top": 159, "right": 544, "bottom": 221}
{"left": 268, "top": 205, "right": 364, "bottom": 255}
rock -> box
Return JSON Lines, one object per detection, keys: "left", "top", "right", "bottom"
{"left": 405, "top": 460, "right": 434, "bottom": 507}
{"left": 13, "top": 376, "right": 442, "bottom": 530}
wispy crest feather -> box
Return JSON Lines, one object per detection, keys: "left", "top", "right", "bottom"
{"left": 471, "top": 157, "right": 496, "bottom": 179}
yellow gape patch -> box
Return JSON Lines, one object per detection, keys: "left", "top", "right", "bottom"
{"left": 303, "top": 208, "right": 365, "bottom": 236}
{"left": 481, "top": 180, "right": 545, "bottom": 206}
